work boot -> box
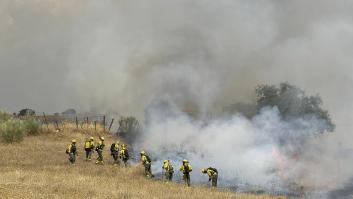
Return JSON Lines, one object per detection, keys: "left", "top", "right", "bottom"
{"left": 95, "top": 161, "right": 104, "bottom": 165}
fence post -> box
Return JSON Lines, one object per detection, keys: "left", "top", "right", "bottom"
{"left": 75, "top": 116, "right": 78, "bottom": 129}
{"left": 103, "top": 115, "right": 106, "bottom": 132}
{"left": 108, "top": 118, "right": 114, "bottom": 132}
{"left": 55, "top": 120, "right": 60, "bottom": 131}
{"left": 43, "top": 112, "right": 49, "bottom": 129}
{"left": 94, "top": 121, "right": 97, "bottom": 131}
{"left": 86, "top": 117, "right": 89, "bottom": 129}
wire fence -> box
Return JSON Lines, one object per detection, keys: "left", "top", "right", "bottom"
{"left": 16, "top": 113, "right": 118, "bottom": 133}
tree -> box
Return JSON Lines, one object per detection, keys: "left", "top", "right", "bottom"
{"left": 255, "top": 82, "right": 335, "bottom": 132}
{"left": 117, "top": 116, "right": 142, "bottom": 144}
{"left": 18, "top": 109, "right": 36, "bottom": 116}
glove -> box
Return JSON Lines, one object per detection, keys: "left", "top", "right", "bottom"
{"left": 209, "top": 178, "right": 211, "bottom": 182}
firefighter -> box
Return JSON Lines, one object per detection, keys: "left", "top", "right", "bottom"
{"left": 140, "top": 151, "right": 153, "bottom": 178}
{"left": 120, "top": 144, "right": 129, "bottom": 167}
{"left": 179, "top": 159, "right": 192, "bottom": 187}
{"left": 110, "top": 141, "right": 120, "bottom": 165}
{"left": 162, "top": 159, "right": 174, "bottom": 182}
{"left": 84, "top": 137, "right": 95, "bottom": 161}
{"left": 66, "top": 139, "right": 78, "bottom": 164}
{"left": 95, "top": 137, "right": 105, "bottom": 164}
{"left": 201, "top": 167, "right": 218, "bottom": 187}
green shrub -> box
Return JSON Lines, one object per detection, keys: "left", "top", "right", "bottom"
{"left": 24, "top": 119, "right": 41, "bottom": 136}
{"left": 0, "top": 111, "right": 11, "bottom": 122}
{"left": 0, "top": 119, "right": 25, "bottom": 143}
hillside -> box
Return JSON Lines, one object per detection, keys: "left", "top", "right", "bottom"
{"left": 0, "top": 125, "right": 285, "bottom": 199}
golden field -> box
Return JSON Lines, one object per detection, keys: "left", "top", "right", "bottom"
{"left": 0, "top": 124, "right": 286, "bottom": 199}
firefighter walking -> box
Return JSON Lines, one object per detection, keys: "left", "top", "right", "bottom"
{"left": 84, "top": 137, "right": 95, "bottom": 161}
{"left": 179, "top": 159, "right": 192, "bottom": 187}
{"left": 140, "top": 151, "right": 153, "bottom": 178}
{"left": 120, "top": 144, "right": 129, "bottom": 167}
{"left": 95, "top": 137, "right": 105, "bottom": 164}
{"left": 162, "top": 159, "right": 174, "bottom": 182}
{"left": 201, "top": 167, "right": 218, "bottom": 187}
{"left": 110, "top": 141, "right": 120, "bottom": 165}
{"left": 66, "top": 139, "right": 78, "bottom": 164}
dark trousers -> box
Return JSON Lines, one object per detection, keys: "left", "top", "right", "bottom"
{"left": 69, "top": 153, "right": 76, "bottom": 164}
{"left": 111, "top": 152, "right": 119, "bottom": 164}
{"left": 211, "top": 173, "right": 218, "bottom": 187}
{"left": 165, "top": 171, "right": 173, "bottom": 181}
{"left": 85, "top": 149, "right": 92, "bottom": 160}
{"left": 144, "top": 163, "right": 152, "bottom": 177}
{"left": 122, "top": 158, "right": 128, "bottom": 167}
{"left": 183, "top": 173, "right": 191, "bottom": 186}
{"left": 97, "top": 149, "right": 103, "bottom": 162}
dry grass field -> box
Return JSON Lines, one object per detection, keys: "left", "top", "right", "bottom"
{"left": 0, "top": 124, "right": 286, "bottom": 199}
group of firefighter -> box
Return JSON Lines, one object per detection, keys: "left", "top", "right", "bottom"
{"left": 66, "top": 137, "right": 218, "bottom": 187}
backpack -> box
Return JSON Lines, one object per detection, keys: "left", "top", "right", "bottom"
{"left": 168, "top": 163, "right": 173, "bottom": 171}
{"left": 145, "top": 155, "right": 151, "bottom": 163}
{"left": 66, "top": 145, "right": 71, "bottom": 154}
{"left": 184, "top": 165, "right": 191, "bottom": 173}
{"left": 110, "top": 144, "right": 115, "bottom": 152}
{"left": 84, "top": 141, "right": 91, "bottom": 149}
{"left": 123, "top": 149, "right": 129, "bottom": 159}
{"left": 208, "top": 167, "right": 218, "bottom": 173}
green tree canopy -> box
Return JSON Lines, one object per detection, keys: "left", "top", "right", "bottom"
{"left": 255, "top": 82, "right": 335, "bottom": 132}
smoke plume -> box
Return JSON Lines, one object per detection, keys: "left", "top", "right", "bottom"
{"left": 1, "top": 0, "right": 353, "bottom": 196}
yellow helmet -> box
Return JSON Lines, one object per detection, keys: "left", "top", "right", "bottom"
{"left": 182, "top": 159, "right": 188, "bottom": 163}
{"left": 72, "top": 139, "right": 76, "bottom": 143}
{"left": 201, "top": 168, "right": 207, "bottom": 173}
{"left": 122, "top": 144, "right": 126, "bottom": 149}
{"left": 90, "top": 137, "right": 94, "bottom": 141}
{"left": 140, "top": 150, "right": 145, "bottom": 155}
{"left": 100, "top": 136, "right": 104, "bottom": 141}
{"left": 163, "top": 160, "right": 168, "bottom": 163}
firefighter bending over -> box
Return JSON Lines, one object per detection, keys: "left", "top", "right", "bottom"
{"left": 201, "top": 167, "right": 218, "bottom": 187}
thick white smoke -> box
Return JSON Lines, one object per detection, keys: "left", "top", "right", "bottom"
{"left": 1, "top": 0, "right": 353, "bottom": 196}
{"left": 136, "top": 102, "right": 348, "bottom": 194}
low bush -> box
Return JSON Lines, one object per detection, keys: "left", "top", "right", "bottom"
{"left": 0, "top": 111, "right": 11, "bottom": 122}
{"left": 24, "top": 119, "right": 41, "bottom": 136}
{"left": 0, "top": 118, "right": 25, "bottom": 143}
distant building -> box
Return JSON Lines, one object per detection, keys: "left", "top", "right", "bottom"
{"left": 61, "top": 109, "right": 76, "bottom": 116}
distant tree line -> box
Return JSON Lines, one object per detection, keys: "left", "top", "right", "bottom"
{"left": 224, "top": 82, "right": 335, "bottom": 132}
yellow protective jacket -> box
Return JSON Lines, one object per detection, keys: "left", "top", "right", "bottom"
{"left": 96, "top": 141, "right": 105, "bottom": 150}
{"left": 141, "top": 155, "right": 151, "bottom": 165}
{"left": 120, "top": 148, "right": 129, "bottom": 159}
{"left": 206, "top": 168, "right": 217, "bottom": 177}
{"left": 162, "top": 161, "right": 174, "bottom": 172}
{"left": 84, "top": 141, "right": 94, "bottom": 149}
{"left": 179, "top": 164, "right": 192, "bottom": 174}
{"left": 113, "top": 143, "right": 119, "bottom": 151}
{"left": 67, "top": 144, "right": 77, "bottom": 154}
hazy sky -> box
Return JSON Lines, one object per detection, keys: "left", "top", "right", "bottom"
{"left": 1, "top": 0, "right": 353, "bottom": 128}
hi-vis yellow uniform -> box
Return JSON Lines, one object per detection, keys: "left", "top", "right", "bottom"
{"left": 84, "top": 140, "right": 94, "bottom": 161}
{"left": 180, "top": 164, "right": 192, "bottom": 186}
{"left": 162, "top": 160, "right": 174, "bottom": 181}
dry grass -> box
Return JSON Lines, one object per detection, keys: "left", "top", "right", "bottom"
{"left": 0, "top": 123, "right": 286, "bottom": 199}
